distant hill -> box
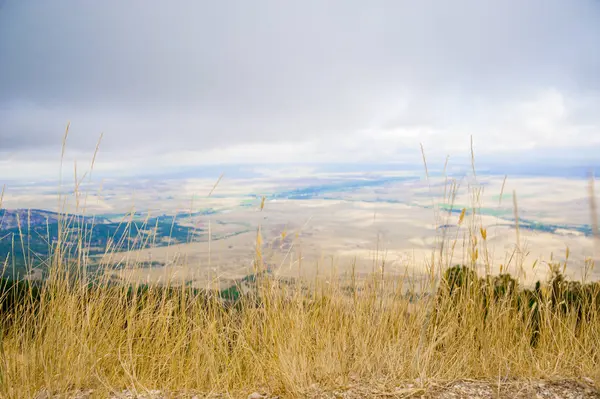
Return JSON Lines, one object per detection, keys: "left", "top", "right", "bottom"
{"left": 0, "top": 209, "right": 202, "bottom": 275}
{"left": 0, "top": 209, "right": 109, "bottom": 230}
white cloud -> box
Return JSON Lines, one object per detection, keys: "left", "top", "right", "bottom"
{"left": 1, "top": 1, "right": 599, "bottom": 179}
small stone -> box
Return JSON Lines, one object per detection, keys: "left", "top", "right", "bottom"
{"left": 34, "top": 391, "right": 52, "bottom": 399}
{"left": 247, "top": 393, "right": 265, "bottom": 399}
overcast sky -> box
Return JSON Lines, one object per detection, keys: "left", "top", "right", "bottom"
{"left": 1, "top": 0, "right": 600, "bottom": 179}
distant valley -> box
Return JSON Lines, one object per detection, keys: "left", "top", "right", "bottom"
{"left": 1, "top": 171, "right": 598, "bottom": 284}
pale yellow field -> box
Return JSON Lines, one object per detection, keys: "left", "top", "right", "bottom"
{"left": 103, "top": 197, "right": 598, "bottom": 288}
{"left": 4, "top": 173, "right": 598, "bottom": 287}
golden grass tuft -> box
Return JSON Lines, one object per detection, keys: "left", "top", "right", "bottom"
{"left": 1, "top": 259, "right": 599, "bottom": 398}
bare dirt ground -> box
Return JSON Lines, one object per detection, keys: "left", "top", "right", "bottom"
{"left": 35, "top": 379, "right": 600, "bottom": 398}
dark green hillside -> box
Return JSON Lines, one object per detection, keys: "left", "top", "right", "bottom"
{"left": 0, "top": 209, "right": 109, "bottom": 230}
{"left": 0, "top": 213, "right": 203, "bottom": 275}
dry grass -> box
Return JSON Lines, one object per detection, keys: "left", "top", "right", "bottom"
{"left": 1, "top": 259, "right": 599, "bottom": 398}
{"left": 0, "top": 137, "right": 599, "bottom": 398}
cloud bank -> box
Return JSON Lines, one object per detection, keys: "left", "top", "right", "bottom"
{"left": 1, "top": 0, "right": 599, "bottom": 179}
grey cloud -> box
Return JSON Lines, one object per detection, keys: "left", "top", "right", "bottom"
{"left": 1, "top": 0, "right": 599, "bottom": 158}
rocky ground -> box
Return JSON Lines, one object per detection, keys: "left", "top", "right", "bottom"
{"left": 33, "top": 379, "right": 600, "bottom": 398}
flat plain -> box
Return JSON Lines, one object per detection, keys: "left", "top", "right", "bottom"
{"left": 2, "top": 169, "right": 598, "bottom": 287}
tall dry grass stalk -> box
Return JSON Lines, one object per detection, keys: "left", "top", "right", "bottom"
{"left": 590, "top": 172, "right": 599, "bottom": 270}
{"left": 0, "top": 137, "right": 599, "bottom": 398}
{"left": 1, "top": 249, "right": 599, "bottom": 398}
